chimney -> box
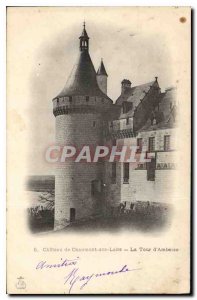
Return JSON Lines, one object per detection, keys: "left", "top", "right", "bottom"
{"left": 121, "top": 79, "right": 131, "bottom": 94}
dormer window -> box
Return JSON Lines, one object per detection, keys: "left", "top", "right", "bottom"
{"left": 151, "top": 117, "right": 157, "bottom": 125}
{"left": 153, "top": 118, "right": 157, "bottom": 125}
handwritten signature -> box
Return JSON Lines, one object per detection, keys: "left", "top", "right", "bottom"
{"left": 36, "top": 257, "right": 141, "bottom": 293}
{"left": 64, "top": 265, "right": 142, "bottom": 293}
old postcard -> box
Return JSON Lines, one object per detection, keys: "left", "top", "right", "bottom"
{"left": 7, "top": 7, "right": 191, "bottom": 294}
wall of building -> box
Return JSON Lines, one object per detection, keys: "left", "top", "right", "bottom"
{"left": 55, "top": 112, "right": 104, "bottom": 230}
{"left": 104, "top": 127, "right": 178, "bottom": 208}
{"left": 108, "top": 117, "right": 133, "bottom": 132}
{"left": 96, "top": 75, "right": 107, "bottom": 95}
{"left": 137, "top": 128, "right": 177, "bottom": 151}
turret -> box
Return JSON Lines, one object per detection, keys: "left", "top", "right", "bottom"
{"left": 52, "top": 23, "right": 113, "bottom": 230}
{"left": 96, "top": 59, "right": 108, "bottom": 95}
{"left": 79, "top": 22, "right": 89, "bottom": 52}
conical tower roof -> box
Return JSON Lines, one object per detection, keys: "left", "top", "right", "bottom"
{"left": 57, "top": 51, "right": 108, "bottom": 98}
{"left": 97, "top": 59, "right": 108, "bottom": 76}
{"left": 56, "top": 24, "right": 111, "bottom": 99}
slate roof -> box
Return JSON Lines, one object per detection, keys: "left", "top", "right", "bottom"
{"left": 116, "top": 81, "right": 155, "bottom": 107}
{"left": 97, "top": 59, "right": 108, "bottom": 76}
{"left": 139, "top": 87, "right": 177, "bottom": 131}
{"left": 115, "top": 79, "right": 158, "bottom": 119}
{"left": 55, "top": 50, "right": 111, "bottom": 100}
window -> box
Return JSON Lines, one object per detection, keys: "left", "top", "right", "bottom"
{"left": 137, "top": 138, "right": 143, "bottom": 152}
{"left": 123, "top": 163, "right": 129, "bottom": 183}
{"left": 164, "top": 135, "right": 171, "bottom": 151}
{"left": 147, "top": 159, "right": 156, "bottom": 181}
{"left": 110, "top": 122, "right": 113, "bottom": 128}
{"left": 93, "top": 121, "right": 96, "bottom": 127}
{"left": 57, "top": 98, "right": 59, "bottom": 104}
{"left": 111, "top": 162, "right": 116, "bottom": 184}
{"left": 86, "top": 96, "right": 89, "bottom": 102}
{"left": 126, "top": 118, "right": 130, "bottom": 125}
{"left": 149, "top": 137, "right": 155, "bottom": 152}
{"left": 69, "top": 96, "right": 72, "bottom": 103}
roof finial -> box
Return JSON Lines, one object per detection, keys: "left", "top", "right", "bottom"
{"left": 79, "top": 21, "right": 89, "bottom": 52}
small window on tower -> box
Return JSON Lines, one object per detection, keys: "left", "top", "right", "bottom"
{"left": 86, "top": 96, "right": 89, "bottom": 102}
{"left": 69, "top": 96, "right": 72, "bottom": 103}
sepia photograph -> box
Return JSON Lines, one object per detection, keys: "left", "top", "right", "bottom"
{"left": 6, "top": 6, "right": 191, "bottom": 294}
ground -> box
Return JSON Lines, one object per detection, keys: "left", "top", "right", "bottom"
{"left": 28, "top": 204, "right": 172, "bottom": 234}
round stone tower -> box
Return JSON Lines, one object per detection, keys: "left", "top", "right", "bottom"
{"left": 52, "top": 23, "right": 113, "bottom": 230}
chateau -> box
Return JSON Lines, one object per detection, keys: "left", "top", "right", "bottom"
{"left": 52, "top": 24, "right": 177, "bottom": 230}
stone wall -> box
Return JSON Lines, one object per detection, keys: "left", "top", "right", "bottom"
{"left": 55, "top": 113, "right": 104, "bottom": 230}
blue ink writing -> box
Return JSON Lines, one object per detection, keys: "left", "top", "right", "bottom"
{"left": 64, "top": 265, "right": 142, "bottom": 293}
{"left": 36, "top": 257, "right": 79, "bottom": 270}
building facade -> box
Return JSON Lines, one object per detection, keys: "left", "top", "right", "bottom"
{"left": 52, "top": 24, "right": 177, "bottom": 229}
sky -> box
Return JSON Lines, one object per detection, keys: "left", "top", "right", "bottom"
{"left": 7, "top": 7, "right": 188, "bottom": 175}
